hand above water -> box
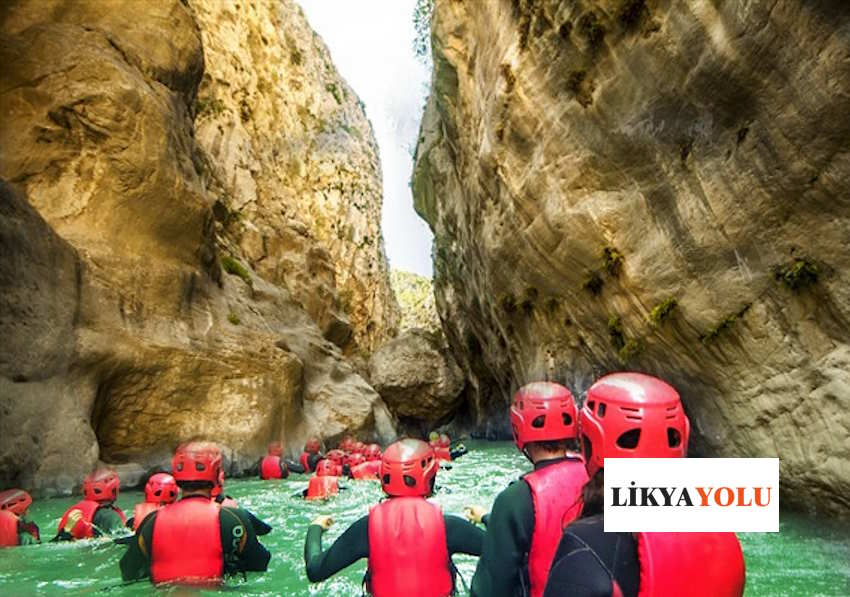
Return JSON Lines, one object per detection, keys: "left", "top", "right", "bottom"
{"left": 311, "top": 515, "right": 334, "bottom": 531}
{"left": 464, "top": 505, "right": 486, "bottom": 525}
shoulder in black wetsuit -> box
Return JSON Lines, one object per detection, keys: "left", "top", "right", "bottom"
{"left": 304, "top": 511, "right": 484, "bottom": 582}
{"left": 543, "top": 514, "right": 639, "bottom": 597}
{"left": 119, "top": 499, "right": 271, "bottom": 582}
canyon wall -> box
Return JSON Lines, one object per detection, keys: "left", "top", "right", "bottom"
{"left": 0, "top": 0, "right": 397, "bottom": 493}
{"left": 414, "top": 0, "right": 850, "bottom": 515}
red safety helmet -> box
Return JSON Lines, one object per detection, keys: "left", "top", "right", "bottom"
{"left": 345, "top": 453, "right": 366, "bottom": 468}
{"left": 364, "top": 443, "right": 382, "bottom": 461}
{"left": 340, "top": 436, "right": 355, "bottom": 452}
{"left": 144, "top": 473, "right": 178, "bottom": 504}
{"left": 304, "top": 438, "right": 321, "bottom": 455}
{"left": 380, "top": 438, "right": 438, "bottom": 498}
{"left": 171, "top": 441, "right": 222, "bottom": 484}
{"left": 353, "top": 441, "right": 366, "bottom": 454}
{"left": 581, "top": 372, "right": 690, "bottom": 477}
{"left": 438, "top": 434, "right": 450, "bottom": 448}
{"left": 315, "top": 459, "right": 338, "bottom": 477}
{"left": 0, "top": 489, "right": 32, "bottom": 516}
{"left": 83, "top": 469, "right": 121, "bottom": 503}
{"left": 509, "top": 382, "right": 578, "bottom": 452}
{"left": 326, "top": 449, "right": 345, "bottom": 466}
{"left": 268, "top": 441, "right": 283, "bottom": 457}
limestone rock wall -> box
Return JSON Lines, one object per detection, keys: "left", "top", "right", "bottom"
{"left": 413, "top": 0, "right": 850, "bottom": 515}
{"left": 0, "top": 0, "right": 396, "bottom": 493}
{"left": 191, "top": 0, "right": 399, "bottom": 357}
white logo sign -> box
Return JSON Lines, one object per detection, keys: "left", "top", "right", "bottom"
{"left": 604, "top": 458, "right": 779, "bottom": 532}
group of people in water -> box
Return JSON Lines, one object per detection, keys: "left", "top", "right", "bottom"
{"left": 0, "top": 371, "right": 746, "bottom": 596}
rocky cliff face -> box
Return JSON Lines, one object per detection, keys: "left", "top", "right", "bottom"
{"left": 0, "top": 0, "right": 396, "bottom": 493}
{"left": 414, "top": 0, "right": 850, "bottom": 515}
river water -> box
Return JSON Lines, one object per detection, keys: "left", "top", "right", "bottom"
{"left": 0, "top": 441, "right": 848, "bottom": 596}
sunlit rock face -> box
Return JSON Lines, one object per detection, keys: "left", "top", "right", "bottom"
{"left": 413, "top": 0, "right": 850, "bottom": 515}
{"left": 0, "top": 0, "right": 395, "bottom": 493}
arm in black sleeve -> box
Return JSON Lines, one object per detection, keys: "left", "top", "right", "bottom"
{"left": 444, "top": 514, "right": 485, "bottom": 556}
{"left": 287, "top": 459, "right": 306, "bottom": 474}
{"left": 220, "top": 508, "right": 271, "bottom": 573}
{"left": 280, "top": 461, "right": 290, "bottom": 479}
{"left": 119, "top": 513, "right": 155, "bottom": 581}
{"left": 470, "top": 481, "right": 535, "bottom": 597}
{"left": 242, "top": 508, "right": 273, "bottom": 536}
{"left": 304, "top": 515, "right": 370, "bottom": 582}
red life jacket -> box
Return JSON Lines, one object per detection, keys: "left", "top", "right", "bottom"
{"left": 299, "top": 452, "right": 313, "bottom": 472}
{"left": 260, "top": 455, "right": 283, "bottom": 479}
{"left": 434, "top": 447, "right": 451, "bottom": 461}
{"left": 133, "top": 502, "right": 160, "bottom": 531}
{"left": 0, "top": 510, "right": 19, "bottom": 547}
{"left": 305, "top": 476, "right": 339, "bottom": 500}
{"left": 367, "top": 497, "right": 453, "bottom": 597}
{"left": 150, "top": 498, "right": 224, "bottom": 586}
{"left": 523, "top": 459, "right": 588, "bottom": 597}
{"left": 636, "top": 532, "right": 745, "bottom": 597}
{"left": 57, "top": 500, "right": 127, "bottom": 539}
{"left": 351, "top": 460, "right": 381, "bottom": 480}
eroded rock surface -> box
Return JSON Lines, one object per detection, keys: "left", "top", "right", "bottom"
{"left": 0, "top": 0, "right": 395, "bottom": 493}
{"left": 414, "top": 0, "right": 850, "bottom": 514}
{"left": 369, "top": 329, "right": 465, "bottom": 433}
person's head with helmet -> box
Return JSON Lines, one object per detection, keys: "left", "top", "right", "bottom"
{"left": 509, "top": 381, "right": 580, "bottom": 464}
{"left": 171, "top": 441, "right": 222, "bottom": 499}
{"left": 379, "top": 438, "right": 439, "bottom": 498}
{"left": 578, "top": 372, "right": 690, "bottom": 514}
{"left": 145, "top": 473, "right": 178, "bottom": 505}
{"left": 83, "top": 469, "right": 122, "bottom": 504}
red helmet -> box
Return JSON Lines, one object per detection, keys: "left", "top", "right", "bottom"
{"left": 171, "top": 441, "right": 222, "bottom": 484}
{"left": 83, "top": 469, "right": 121, "bottom": 503}
{"left": 364, "top": 444, "right": 382, "bottom": 461}
{"left": 315, "top": 459, "right": 338, "bottom": 477}
{"left": 268, "top": 441, "right": 283, "bottom": 457}
{"left": 380, "top": 439, "right": 438, "bottom": 498}
{"left": 509, "top": 382, "right": 578, "bottom": 451}
{"left": 326, "top": 449, "right": 345, "bottom": 466}
{"left": 304, "top": 438, "right": 321, "bottom": 455}
{"left": 353, "top": 441, "right": 366, "bottom": 454}
{"left": 345, "top": 453, "right": 366, "bottom": 468}
{"left": 0, "top": 489, "right": 32, "bottom": 516}
{"left": 438, "top": 434, "right": 450, "bottom": 448}
{"left": 145, "top": 473, "right": 178, "bottom": 504}
{"left": 340, "top": 436, "right": 355, "bottom": 452}
{"left": 581, "top": 372, "right": 690, "bottom": 477}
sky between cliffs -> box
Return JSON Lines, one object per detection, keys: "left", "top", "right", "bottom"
{"left": 298, "top": 0, "right": 434, "bottom": 278}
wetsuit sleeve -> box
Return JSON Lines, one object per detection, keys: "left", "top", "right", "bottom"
{"left": 119, "top": 512, "right": 155, "bottom": 581}
{"left": 244, "top": 508, "right": 273, "bottom": 536}
{"left": 286, "top": 459, "right": 305, "bottom": 474}
{"left": 220, "top": 507, "right": 271, "bottom": 573}
{"left": 470, "top": 481, "right": 535, "bottom": 597}
{"left": 543, "top": 516, "right": 639, "bottom": 597}
{"left": 304, "top": 515, "right": 369, "bottom": 582}
{"left": 444, "top": 514, "right": 485, "bottom": 555}
{"left": 93, "top": 507, "right": 127, "bottom": 536}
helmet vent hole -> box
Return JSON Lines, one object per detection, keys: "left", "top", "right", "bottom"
{"left": 421, "top": 459, "right": 426, "bottom": 467}
{"left": 562, "top": 413, "right": 573, "bottom": 426}
{"left": 154, "top": 489, "right": 162, "bottom": 496}
{"left": 403, "top": 475, "right": 417, "bottom": 487}
{"left": 382, "top": 474, "right": 390, "bottom": 484}
{"left": 597, "top": 403, "right": 606, "bottom": 417}
{"left": 667, "top": 428, "right": 682, "bottom": 448}
{"left": 582, "top": 434, "right": 592, "bottom": 461}
{"left": 587, "top": 400, "right": 595, "bottom": 412}
{"left": 195, "top": 463, "right": 205, "bottom": 471}
{"left": 94, "top": 488, "right": 102, "bottom": 494}
{"left": 616, "top": 429, "right": 641, "bottom": 449}
{"left": 531, "top": 415, "right": 546, "bottom": 428}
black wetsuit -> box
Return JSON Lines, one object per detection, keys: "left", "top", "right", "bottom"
{"left": 119, "top": 496, "right": 271, "bottom": 582}
{"left": 543, "top": 514, "right": 639, "bottom": 597}
{"left": 214, "top": 494, "right": 273, "bottom": 536}
{"left": 51, "top": 506, "right": 126, "bottom": 541}
{"left": 304, "top": 510, "right": 484, "bottom": 583}
{"left": 287, "top": 453, "right": 322, "bottom": 474}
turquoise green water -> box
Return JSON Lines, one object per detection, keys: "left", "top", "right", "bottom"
{"left": 1, "top": 441, "right": 848, "bottom": 596}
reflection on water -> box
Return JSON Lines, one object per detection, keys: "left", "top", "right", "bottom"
{"left": 1, "top": 441, "right": 848, "bottom": 596}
